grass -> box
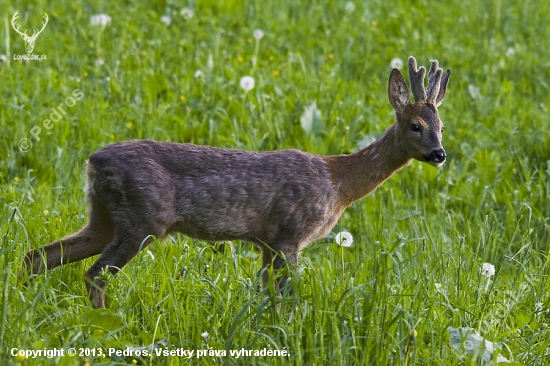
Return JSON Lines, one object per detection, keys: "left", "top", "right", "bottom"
{"left": 1, "top": 0, "right": 549, "bottom": 364}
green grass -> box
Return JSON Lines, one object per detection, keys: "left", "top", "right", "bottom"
{"left": 1, "top": 0, "right": 549, "bottom": 364}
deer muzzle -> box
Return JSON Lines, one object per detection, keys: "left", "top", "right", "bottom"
{"left": 424, "top": 148, "right": 447, "bottom": 166}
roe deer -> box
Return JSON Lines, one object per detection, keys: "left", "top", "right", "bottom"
{"left": 24, "top": 56, "right": 450, "bottom": 309}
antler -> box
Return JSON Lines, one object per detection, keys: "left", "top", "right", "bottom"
{"left": 31, "top": 13, "right": 49, "bottom": 39}
{"left": 426, "top": 60, "right": 443, "bottom": 103}
{"left": 11, "top": 11, "right": 28, "bottom": 38}
{"left": 408, "top": 56, "right": 450, "bottom": 105}
{"left": 408, "top": 56, "right": 427, "bottom": 103}
{"left": 11, "top": 11, "right": 48, "bottom": 40}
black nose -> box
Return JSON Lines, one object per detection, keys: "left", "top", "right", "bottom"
{"left": 427, "top": 149, "right": 447, "bottom": 162}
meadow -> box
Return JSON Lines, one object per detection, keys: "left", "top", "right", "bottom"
{"left": 1, "top": 0, "right": 549, "bottom": 364}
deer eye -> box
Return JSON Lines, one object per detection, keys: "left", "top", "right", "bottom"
{"left": 441, "top": 126, "right": 445, "bottom": 133}
{"left": 410, "top": 124, "right": 421, "bottom": 132}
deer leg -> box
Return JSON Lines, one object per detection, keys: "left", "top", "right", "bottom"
{"left": 23, "top": 193, "right": 114, "bottom": 276}
{"left": 84, "top": 224, "right": 162, "bottom": 309}
{"left": 261, "top": 244, "right": 299, "bottom": 292}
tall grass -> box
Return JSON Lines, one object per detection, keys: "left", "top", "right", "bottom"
{"left": 0, "top": 0, "right": 549, "bottom": 364}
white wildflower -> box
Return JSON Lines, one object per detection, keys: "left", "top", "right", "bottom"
{"left": 335, "top": 231, "right": 353, "bottom": 247}
{"left": 345, "top": 2, "right": 356, "bottom": 12}
{"left": 468, "top": 84, "right": 482, "bottom": 99}
{"left": 0, "top": 54, "right": 7, "bottom": 62}
{"left": 95, "top": 58, "right": 104, "bottom": 67}
{"left": 239, "top": 76, "right": 255, "bottom": 92}
{"left": 161, "top": 15, "right": 171, "bottom": 26}
{"left": 180, "top": 8, "right": 194, "bottom": 20}
{"left": 194, "top": 70, "right": 204, "bottom": 78}
{"left": 90, "top": 14, "right": 112, "bottom": 27}
{"left": 481, "top": 262, "right": 495, "bottom": 277}
{"left": 253, "top": 29, "right": 264, "bottom": 40}
{"left": 390, "top": 57, "right": 404, "bottom": 69}
{"left": 505, "top": 47, "right": 515, "bottom": 57}
{"left": 448, "top": 327, "right": 510, "bottom": 363}
{"left": 201, "top": 331, "right": 209, "bottom": 341}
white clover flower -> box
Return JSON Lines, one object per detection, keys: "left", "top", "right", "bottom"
{"left": 180, "top": 8, "right": 194, "bottom": 20}
{"left": 0, "top": 54, "right": 7, "bottom": 62}
{"left": 481, "top": 262, "right": 495, "bottom": 277}
{"left": 194, "top": 70, "right": 204, "bottom": 78}
{"left": 201, "top": 331, "right": 209, "bottom": 340}
{"left": 239, "top": 76, "right": 255, "bottom": 92}
{"left": 335, "top": 231, "right": 353, "bottom": 247}
{"left": 95, "top": 58, "right": 104, "bottom": 67}
{"left": 90, "top": 14, "right": 112, "bottom": 27}
{"left": 345, "top": 2, "right": 356, "bottom": 12}
{"left": 161, "top": 15, "right": 171, "bottom": 26}
{"left": 390, "top": 57, "right": 404, "bottom": 69}
{"left": 253, "top": 29, "right": 264, "bottom": 40}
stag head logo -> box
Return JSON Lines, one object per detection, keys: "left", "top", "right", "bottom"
{"left": 11, "top": 11, "right": 49, "bottom": 54}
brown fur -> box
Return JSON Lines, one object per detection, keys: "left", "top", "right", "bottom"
{"left": 23, "top": 56, "right": 450, "bottom": 308}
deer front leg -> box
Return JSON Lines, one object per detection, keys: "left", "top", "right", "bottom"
{"left": 261, "top": 244, "right": 300, "bottom": 293}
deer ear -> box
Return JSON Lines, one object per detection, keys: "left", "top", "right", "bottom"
{"left": 388, "top": 69, "right": 410, "bottom": 113}
{"left": 435, "top": 69, "right": 451, "bottom": 106}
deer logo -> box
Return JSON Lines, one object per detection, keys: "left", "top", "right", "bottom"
{"left": 11, "top": 11, "right": 49, "bottom": 54}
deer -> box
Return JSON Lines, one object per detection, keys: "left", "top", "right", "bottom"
{"left": 23, "top": 56, "right": 450, "bottom": 309}
{"left": 11, "top": 11, "right": 49, "bottom": 54}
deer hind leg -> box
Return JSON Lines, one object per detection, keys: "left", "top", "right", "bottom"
{"left": 84, "top": 218, "right": 165, "bottom": 309}
{"left": 23, "top": 192, "right": 115, "bottom": 276}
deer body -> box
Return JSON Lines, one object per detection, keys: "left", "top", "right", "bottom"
{"left": 89, "top": 140, "right": 342, "bottom": 249}
{"left": 24, "top": 57, "right": 450, "bottom": 308}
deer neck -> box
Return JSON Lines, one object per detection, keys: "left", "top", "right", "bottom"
{"left": 325, "top": 123, "right": 412, "bottom": 208}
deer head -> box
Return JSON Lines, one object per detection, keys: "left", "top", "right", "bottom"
{"left": 11, "top": 11, "right": 49, "bottom": 54}
{"left": 388, "top": 56, "right": 451, "bottom": 166}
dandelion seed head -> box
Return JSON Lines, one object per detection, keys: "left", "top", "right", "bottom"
{"left": 194, "top": 70, "right": 204, "bottom": 78}
{"left": 481, "top": 262, "right": 495, "bottom": 277}
{"left": 201, "top": 331, "right": 209, "bottom": 340}
{"left": 239, "top": 76, "right": 255, "bottom": 92}
{"left": 161, "top": 15, "right": 171, "bottom": 26}
{"left": 390, "top": 57, "right": 404, "bottom": 69}
{"left": 180, "top": 8, "right": 194, "bottom": 20}
{"left": 335, "top": 231, "right": 353, "bottom": 247}
{"left": 90, "top": 14, "right": 112, "bottom": 27}
{"left": 253, "top": 29, "right": 264, "bottom": 40}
